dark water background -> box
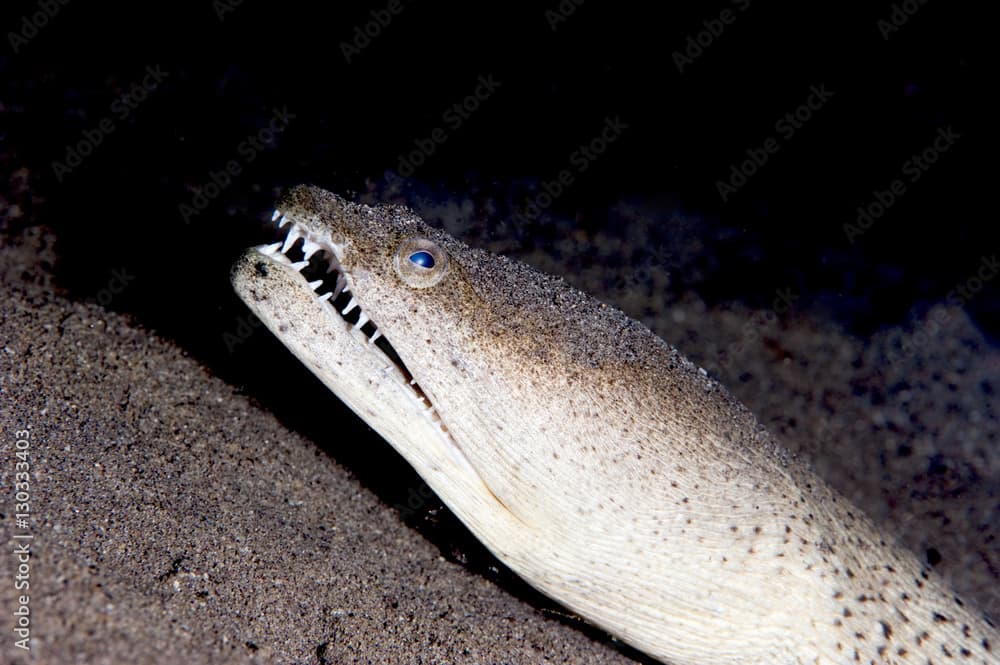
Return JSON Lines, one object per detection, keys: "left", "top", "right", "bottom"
{"left": 3, "top": 1, "right": 992, "bottom": 344}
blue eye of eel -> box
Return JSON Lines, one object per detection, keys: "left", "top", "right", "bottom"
{"left": 408, "top": 251, "right": 435, "bottom": 268}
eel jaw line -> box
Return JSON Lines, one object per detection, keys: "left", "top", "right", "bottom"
{"left": 257, "top": 207, "right": 475, "bottom": 474}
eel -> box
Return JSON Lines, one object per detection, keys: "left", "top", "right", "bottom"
{"left": 231, "top": 184, "right": 998, "bottom": 664}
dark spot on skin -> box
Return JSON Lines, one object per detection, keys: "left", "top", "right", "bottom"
{"left": 926, "top": 547, "right": 942, "bottom": 566}
{"left": 279, "top": 324, "right": 289, "bottom": 333}
{"left": 932, "top": 612, "right": 950, "bottom": 623}
{"left": 255, "top": 262, "right": 269, "bottom": 277}
{"left": 880, "top": 620, "right": 892, "bottom": 639}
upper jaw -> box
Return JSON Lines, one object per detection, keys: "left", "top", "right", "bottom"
{"left": 255, "top": 204, "right": 455, "bottom": 432}
{"left": 259, "top": 206, "right": 385, "bottom": 346}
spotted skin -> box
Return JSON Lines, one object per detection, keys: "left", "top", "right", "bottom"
{"left": 232, "top": 185, "right": 998, "bottom": 664}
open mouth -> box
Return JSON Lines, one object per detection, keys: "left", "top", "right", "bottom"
{"left": 257, "top": 208, "right": 447, "bottom": 432}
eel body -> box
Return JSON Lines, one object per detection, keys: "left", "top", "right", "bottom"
{"left": 231, "top": 185, "right": 998, "bottom": 664}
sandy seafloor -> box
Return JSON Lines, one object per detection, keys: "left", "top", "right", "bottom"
{"left": 1, "top": 187, "right": 998, "bottom": 665}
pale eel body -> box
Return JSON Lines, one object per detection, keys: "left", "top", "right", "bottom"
{"left": 231, "top": 185, "right": 998, "bottom": 664}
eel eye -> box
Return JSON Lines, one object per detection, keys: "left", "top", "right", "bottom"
{"left": 408, "top": 250, "right": 435, "bottom": 268}
{"left": 394, "top": 237, "right": 448, "bottom": 288}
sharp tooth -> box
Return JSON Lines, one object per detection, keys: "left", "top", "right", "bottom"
{"left": 308, "top": 279, "right": 323, "bottom": 291}
{"left": 271, "top": 210, "right": 281, "bottom": 222}
{"left": 302, "top": 240, "right": 321, "bottom": 260}
{"left": 318, "top": 292, "right": 333, "bottom": 302}
{"left": 278, "top": 215, "right": 291, "bottom": 228}
{"left": 333, "top": 274, "right": 347, "bottom": 297}
{"left": 291, "top": 260, "right": 309, "bottom": 272}
{"left": 281, "top": 229, "right": 301, "bottom": 254}
{"left": 342, "top": 297, "right": 358, "bottom": 314}
{"left": 261, "top": 242, "right": 282, "bottom": 255}
{"left": 410, "top": 378, "right": 418, "bottom": 385}
{"left": 369, "top": 329, "right": 382, "bottom": 344}
{"left": 355, "top": 312, "right": 369, "bottom": 329}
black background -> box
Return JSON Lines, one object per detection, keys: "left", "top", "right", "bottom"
{"left": 3, "top": 2, "right": 991, "bottom": 341}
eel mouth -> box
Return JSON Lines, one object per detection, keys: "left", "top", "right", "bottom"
{"left": 256, "top": 208, "right": 449, "bottom": 435}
